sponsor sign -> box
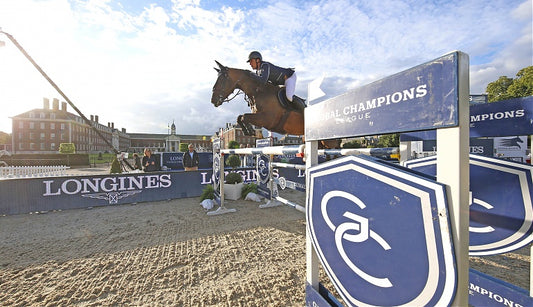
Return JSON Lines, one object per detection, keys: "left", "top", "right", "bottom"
{"left": 305, "top": 52, "right": 461, "bottom": 140}
{"left": 494, "top": 136, "right": 528, "bottom": 163}
{"left": 422, "top": 138, "right": 494, "bottom": 156}
{"left": 400, "top": 96, "right": 533, "bottom": 141}
{"left": 307, "top": 155, "right": 456, "bottom": 306}
{"left": 469, "top": 269, "right": 533, "bottom": 307}
{"left": 404, "top": 154, "right": 533, "bottom": 255}
{"left": 0, "top": 168, "right": 260, "bottom": 215}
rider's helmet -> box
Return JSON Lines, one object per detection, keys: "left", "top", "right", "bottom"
{"left": 247, "top": 51, "right": 262, "bottom": 62}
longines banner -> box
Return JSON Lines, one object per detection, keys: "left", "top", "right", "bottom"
{"left": 0, "top": 168, "right": 258, "bottom": 215}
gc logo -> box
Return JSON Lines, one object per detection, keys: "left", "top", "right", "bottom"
{"left": 321, "top": 190, "right": 392, "bottom": 288}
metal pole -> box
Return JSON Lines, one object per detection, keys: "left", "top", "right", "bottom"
{"left": 0, "top": 29, "right": 133, "bottom": 170}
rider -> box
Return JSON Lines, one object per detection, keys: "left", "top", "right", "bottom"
{"left": 247, "top": 51, "right": 304, "bottom": 110}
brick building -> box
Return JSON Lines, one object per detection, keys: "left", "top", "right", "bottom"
{"left": 219, "top": 122, "right": 263, "bottom": 148}
{"left": 129, "top": 123, "right": 213, "bottom": 153}
{"left": 10, "top": 98, "right": 130, "bottom": 154}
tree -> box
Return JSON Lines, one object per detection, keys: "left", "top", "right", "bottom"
{"left": 342, "top": 140, "right": 364, "bottom": 148}
{"left": 179, "top": 143, "right": 189, "bottom": 152}
{"left": 228, "top": 140, "right": 240, "bottom": 149}
{"left": 376, "top": 133, "right": 400, "bottom": 147}
{"left": 486, "top": 66, "right": 533, "bottom": 102}
{"left": 0, "top": 132, "right": 11, "bottom": 145}
{"left": 507, "top": 66, "right": 533, "bottom": 98}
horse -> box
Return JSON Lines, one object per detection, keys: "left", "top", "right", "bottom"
{"left": 211, "top": 61, "right": 340, "bottom": 148}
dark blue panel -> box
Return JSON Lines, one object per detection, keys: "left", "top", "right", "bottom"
{"left": 469, "top": 269, "right": 533, "bottom": 306}
{"left": 400, "top": 96, "right": 533, "bottom": 141}
{"left": 306, "top": 52, "right": 460, "bottom": 140}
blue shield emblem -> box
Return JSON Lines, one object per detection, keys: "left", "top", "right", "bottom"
{"left": 404, "top": 154, "right": 533, "bottom": 255}
{"left": 307, "top": 156, "right": 456, "bottom": 306}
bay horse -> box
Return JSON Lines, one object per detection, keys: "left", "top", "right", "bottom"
{"left": 211, "top": 60, "right": 304, "bottom": 136}
{"left": 210, "top": 61, "right": 341, "bottom": 148}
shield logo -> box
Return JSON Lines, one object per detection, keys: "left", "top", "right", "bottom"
{"left": 307, "top": 156, "right": 456, "bottom": 306}
{"left": 404, "top": 154, "right": 533, "bottom": 255}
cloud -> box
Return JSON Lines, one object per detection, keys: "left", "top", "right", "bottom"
{"left": 0, "top": 0, "right": 531, "bottom": 137}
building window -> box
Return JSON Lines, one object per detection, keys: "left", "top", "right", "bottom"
{"left": 60, "top": 123, "right": 65, "bottom": 130}
{"left": 29, "top": 133, "right": 34, "bottom": 140}
{"left": 50, "top": 123, "right": 55, "bottom": 130}
{"left": 18, "top": 122, "right": 24, "bottom": 129}
{"left": 51, "top": 143, "right": 56, "bottom": 150}
{"left": 40, "top": 133, "right": 45, "bottom": 140}
{"left": 40, "top": 113, "right": 45, "bottom": 119}
{"left": 19, "top": 143, "right": 24, "bottom": 150}
{"left": 51, "top": 133, "right": 55, "bottom": 139}
{"left": 29, "top": 122, "right": 35, "bottom": 129}
{"left": 30, "top": 143, "right": 35, "bottom": 150}
{"left": 40, "top": 122, "right": 45, "bottom": 129}
{"left": 18, "top": 132, "right": 22, "bottom": 140}
{"left": 29, "top": 112, "right": 35, "bottom": 118}
{"left": 50, "top": 113, "right": 56, "bottom": 120}
{"left": 40, "top": 143, "right": 45, "bottom": 150}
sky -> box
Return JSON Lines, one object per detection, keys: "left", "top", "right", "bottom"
{"left": 0, "top": 0, "right": 531, "bottom": 135}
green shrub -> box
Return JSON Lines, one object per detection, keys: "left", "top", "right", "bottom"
{"left": 179, "top": 143, "right": 189, "bottom": 152}
{"left": 200, "top": 184, "right": 215, "bottom": 201}
{"left": 59, "top": 143, "right": 76, "bottom": 154}
{"left": 226, "top": 154, "right": 241, "bottom": 169}
{"left": 110, "top": 157, "right": 122, "bottom": 174}
{"left": 241, "top": 182, "right": 258, "bottom": 199}
{"left": 225, "top": 172, "right": 243, "bottom": 184}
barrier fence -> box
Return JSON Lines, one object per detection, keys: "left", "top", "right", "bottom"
{"left": 0, "top": 165, "right": 69, "bottom": 179}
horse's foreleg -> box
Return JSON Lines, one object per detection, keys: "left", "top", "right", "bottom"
{"left": 237, "top": 115, "right": 254, "bottom": 136}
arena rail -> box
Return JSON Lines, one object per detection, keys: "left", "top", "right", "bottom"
{"left": 0, "top": 165, "right": 69, "bottom": 179}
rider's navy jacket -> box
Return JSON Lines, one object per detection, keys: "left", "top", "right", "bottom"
{"left": 255, "top": 61, "right": 294, "bottom": 86}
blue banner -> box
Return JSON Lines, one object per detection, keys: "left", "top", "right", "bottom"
{"left": 306, "top": 52, "right": 461, "bottom": 140}
{"left": 0, "top": 167, "right": 258, "bottom": 215}
{"left": 401, "top": 96, "right": 533, "bottom": 140}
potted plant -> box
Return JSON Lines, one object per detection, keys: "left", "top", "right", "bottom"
{"left": 224, "top": 154, "right": 243, "bottom": 200}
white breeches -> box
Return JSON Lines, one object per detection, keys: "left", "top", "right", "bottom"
{"left": 285, "top": 72, "right": 297, "bottom": 101}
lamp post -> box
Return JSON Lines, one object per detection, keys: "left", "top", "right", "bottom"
{"left": 0, "top": 27, "right": 133, "bottom": 170}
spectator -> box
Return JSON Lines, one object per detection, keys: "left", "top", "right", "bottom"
{"left": 142, "top": 148, "right": 159, "bottom": 172}
{"left": 183, "top": 144, "right": 200, "bottom": 171}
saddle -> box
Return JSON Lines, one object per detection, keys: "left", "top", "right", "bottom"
{"left": 277, "top": 88, "right": 306, "bottom": 112}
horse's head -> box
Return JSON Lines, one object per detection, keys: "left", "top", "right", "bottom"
{"left": 211, "top": 60, "right": 237, "bottom": 107}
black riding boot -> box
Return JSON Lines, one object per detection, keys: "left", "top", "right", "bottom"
{"left": 291, "top": 96, "right": 306, "bottom": 111}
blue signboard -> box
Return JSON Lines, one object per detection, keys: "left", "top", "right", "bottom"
{"left": 305, "top": 52, "right": 462, "bottom": 140}
{"left": 307, "top": 155, "right": 456, "bottom": 306}
{"left": 256, "top": 154, "right": 271, "bottom": 199}
{"left": 401, "top": 96, "right": 533, "bottom": 141}
{"left": 422, "top": 138, "right": 494, "bottom": 156}
{"left": 404, "top": 154, "right": 533, "bottom": 256}
{"left": 161, "top": 152, "right": 213, "bottom": 170}
{"left": 469, "top": 269, "right": 533, "bottom": 306}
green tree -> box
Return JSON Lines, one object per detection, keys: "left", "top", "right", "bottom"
{"left": 507, "top": 66, "right": 533, "bottom": 98}
{"left": 342, "top": 140, "right": 364, "bottom": 148}
{"left": 179, "top": 143, "right": 189, "bottom": 152}
{"left": 0, "top": 132, "right": 11, "bottom": 145}
{"left": 486, "top": 66, "right": 533, "bottom": 102}
{"left": 228, "top": 140, "right": 240, "bottom": 149}
{"left": 376, "top": 133, "right": 399, "bottom": 147}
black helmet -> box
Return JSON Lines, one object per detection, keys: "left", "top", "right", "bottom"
{"left": 247, "top": 51, "right": 262, "bottom": 62}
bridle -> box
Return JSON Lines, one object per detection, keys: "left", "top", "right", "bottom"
{"left": 213, "top": 69, "right": 243, "bottom": 104}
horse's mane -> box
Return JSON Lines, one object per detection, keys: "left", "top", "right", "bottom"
{"left": 228, "top": 67, "right": 278, "bottom": 91}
